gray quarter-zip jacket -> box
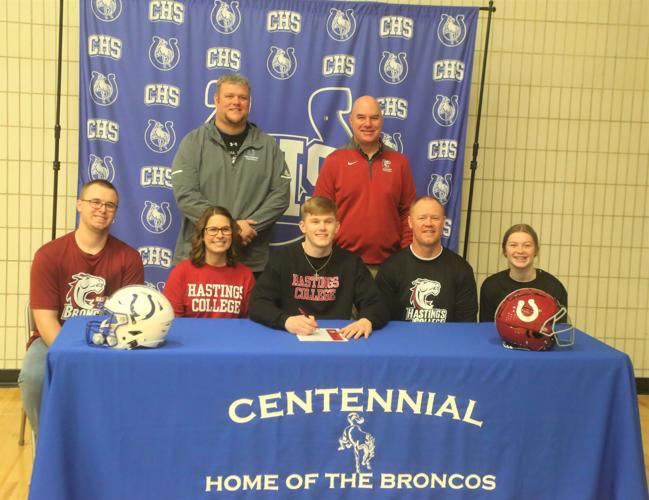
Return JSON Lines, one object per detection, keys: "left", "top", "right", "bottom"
{"left": 171, "top": 121, "right": 290, "bottom": 272}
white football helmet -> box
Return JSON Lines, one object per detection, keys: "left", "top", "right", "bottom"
{"left": 86, "top": 285, "right": 174, "bottom": 349}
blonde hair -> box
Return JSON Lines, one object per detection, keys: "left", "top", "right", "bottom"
{"left": 300, "top": 196, "right": 338, "bottom": 220}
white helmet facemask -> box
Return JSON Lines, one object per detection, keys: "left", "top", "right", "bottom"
{"left": 86, "top": 285, "right": 174, "bottom": 349}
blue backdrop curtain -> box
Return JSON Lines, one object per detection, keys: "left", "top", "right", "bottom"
{"left": 80, "top": 0, "right": 478, "bottom": 286}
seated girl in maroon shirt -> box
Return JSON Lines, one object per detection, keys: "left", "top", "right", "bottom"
{"left": 164, "top": 206, "right": 255, "bottom": 318}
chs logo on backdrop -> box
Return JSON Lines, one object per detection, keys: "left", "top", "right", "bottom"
{"left": 87, "top": 119, "right": 119, "bottom": 143}
{"left": 149, "top": 37, "right": 180, "bottom": 71}
{"left": 144, "top": 119, "right": 176, "bottom": 153}
{"left": 141, "top": 166, "right": 172, "bottom": 189}
{"left": 139, "top": 246, "right": 173, "bottom": 269}
{"left": 378, "top": 97, "right": 408, "bottom": 120}
{"left": 432, "top": 95, "right": 459, "bottom": 127}
{"left": 148, "top": 0, "right": 185, "bottom": 25}
{"left": 379, "top": 51, "right": 408, "bottom": 85}
{"left": 206, "top": 47, "right": 241, "bottom": 71}
{"left": 322, "top": 54, "right": 355, "bottom": 78}
{"left": 433, "top": 60, "right": 465, "bottom": 82}
{"left": 379, "top": 16, "right": 414, "bottom": 39}
{"left": 381, "top": 132, "right": 404, "bottom": 153}
{"left": 264, "top": 86, "right": 353, "bottom": 245}
{"left": 88, "top": 34, "right": 122, "bottom": 60}
{"left": 89, "top": 71, "right": 118, "bottom": 106}
{"left": 211, "top": 1, "right": 241, "bottom": 34}
{"left": 426, "top": 171, "right": 454, "bottom": 238}
{"left": 267, "top": 10, "right": 301, "bottom": 34}
{"left": 437, "top": 14, "right": 468, "bottom": 47}
{"left": 88, "top": 154, "right": 116, "bottom": 182}
{"left": 141, "top": 201, "right": 173, "bottom": 234}
{"left": 267, "top": 47, "right": 297, "bottom": 80}
{"left": 327, "top": 8, "right": 356, "bottom": 41}
{"left": 90, "top": 0, "right": 122, "bottom": 22}
{"left": 145, "top": 84, "right": 180, "bottom": 108}
{"left": 428, "top": 139, "right": 457, "bottom": 162}
{"left": 428, "top": 173, "right": 453, "bottom": 206}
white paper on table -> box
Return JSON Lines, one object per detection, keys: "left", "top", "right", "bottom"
{"left": 297, "top": 328, "right": 348, "bottom": 342}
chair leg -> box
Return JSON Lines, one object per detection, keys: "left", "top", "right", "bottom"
{"left": 19, "top": 409, "right": 26, "bottom": 446}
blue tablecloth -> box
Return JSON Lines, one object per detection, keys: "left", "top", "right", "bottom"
{"left": 30, "top": 318, "right": 648, "bottom": 499}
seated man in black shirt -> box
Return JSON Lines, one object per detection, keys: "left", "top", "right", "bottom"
{"left": 376, "top": 196, "right": 478, "bottom": 323}
{"left": 249, "top": 196, "right": 388, "bottom": 338}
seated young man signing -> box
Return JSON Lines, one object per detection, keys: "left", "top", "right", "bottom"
{"left": 249, "top": 196, "right": 388, "bottom": 338}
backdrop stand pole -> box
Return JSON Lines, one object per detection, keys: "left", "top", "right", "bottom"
{"left": 51, "top": 0, "right": 64, "bottom": 241}
{"left": 463, "top": 0, "right": 496, "bottom": 259}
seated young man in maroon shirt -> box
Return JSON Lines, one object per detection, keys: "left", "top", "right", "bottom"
{"left": 19, "top": 180, "right": 144, "bottom": 437}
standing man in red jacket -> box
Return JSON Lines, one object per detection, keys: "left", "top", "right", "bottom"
{"left": 314, "top": 95, "right": 416, "bottom": 274}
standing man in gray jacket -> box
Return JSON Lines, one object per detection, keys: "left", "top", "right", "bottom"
{"left": 171, "top": 73, "right": 291, "bottom": 274}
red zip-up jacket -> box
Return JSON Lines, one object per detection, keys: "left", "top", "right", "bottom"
{"left": 314, "top": 140, "right": 416, "bottom": 265}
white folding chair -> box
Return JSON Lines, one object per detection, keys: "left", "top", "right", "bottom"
{"left": 19, "top": 302, "right": 36, "bottom": 456}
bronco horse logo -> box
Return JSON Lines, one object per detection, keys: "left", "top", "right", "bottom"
{"left": 211, "top": 0, "right": 241, "bottom": 34}
{"left": 141, "top": 201, "right": 172, "bottom": 234}
{"left": 66, "top": 273, "right": 106, "bottom": 310}
{"left": 90, "top": 71, "right": 118, "bottom": 106}
{"left": 88, "top": 154, "right": 115, "bottom": 181}
{"left": 149, "top": 36, "right": 180, "bottom": 71}
{"left": 338, "top": 413, "right": 375, "bottom": 473}
{"left": 144, "top": 119, "right": 176, "bottom": 153}
{"left": 409, "top": 278, "right": 442, "bottom": 310}
{"left": 326, "top": 8, "right": 356, "bottom": 42}
{"left": 267, "top": 46, "right": 297, "bottom": 80}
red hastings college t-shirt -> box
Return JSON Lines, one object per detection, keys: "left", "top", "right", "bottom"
{"left": 163, "top": 259, "right": 255, "bottom": 318}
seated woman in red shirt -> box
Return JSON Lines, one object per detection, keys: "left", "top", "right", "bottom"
{"left": 164, "top": 206, "right": 255, "bottom": 318}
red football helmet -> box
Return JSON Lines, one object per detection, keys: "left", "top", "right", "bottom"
{"left": 495, "top": 288, "right": 574, "bottom": 351}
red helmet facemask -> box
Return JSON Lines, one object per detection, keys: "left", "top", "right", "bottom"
{"left": 495, "top": 288, "right": 574, "bottom": 351}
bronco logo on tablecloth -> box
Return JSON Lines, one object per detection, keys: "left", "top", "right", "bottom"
{"left": 213, "top": 387, "right": 493, "bottom": 493}
{"left": 338, "top": 413, "right": 376, "bottom": 473}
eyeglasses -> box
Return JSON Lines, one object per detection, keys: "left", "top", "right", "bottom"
{"left": 81, "top": 198, "right": 118, "bottom": 212}
{"left": 204, "top": 226, "right": 233, "bottom": 236}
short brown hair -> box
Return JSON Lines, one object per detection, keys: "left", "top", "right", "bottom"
{"left": 80, "top": 179, "right": 119, "bottom": 203}
{"left": 300, "top": 196, "right": 338, "bottom": 220}
{"left": 501, "top": 224, "right": 539, "bottom": 254}
{"left": 216, "top": 73, "right": 251, "bottom": 95}
{"left": 190, "top": 206, "right": 241, "bottom": 267}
